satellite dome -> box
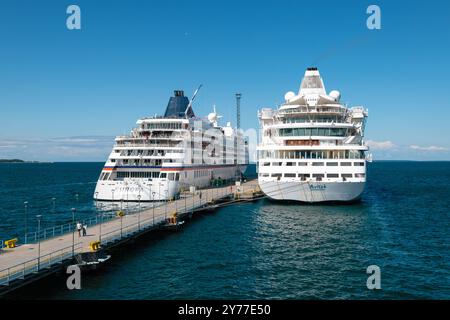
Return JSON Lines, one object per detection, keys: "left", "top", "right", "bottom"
{"left": 329, "top": 90, "right": 341, "bottom": 101}
{"left": 284, "top": 91, "right": 296, "bottom": 102}
{"left": 208, "top": 112, "right": 217, "bottom": 123}
{"left": 207, "top": 105, "right": 222, "bottom": 125}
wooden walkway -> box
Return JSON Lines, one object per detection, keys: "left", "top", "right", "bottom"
{"left": 0, "top": 179, "right": 260, "bottom": 291}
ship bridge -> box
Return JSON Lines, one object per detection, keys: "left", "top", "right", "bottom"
{"left": 281, "top": 67, "right": 343, "bottom": 108}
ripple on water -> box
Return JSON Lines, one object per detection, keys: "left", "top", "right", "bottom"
{"left": 3, "top": 162, "right": 450, "bottom": 299}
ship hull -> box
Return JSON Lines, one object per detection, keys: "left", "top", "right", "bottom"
{"left": 258, "top": 180, "right": 365, "bottom": 203}
{"left": 95, "top": 165, "right": 248, "bottom": 201}
{"left": 94, "top": 179, "right": 177, "bottom": 201}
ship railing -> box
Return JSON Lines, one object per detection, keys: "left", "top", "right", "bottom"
{"left": 282, "top": 119, "right": 347, "bottom": 124}
{"left": 115, "top": 143, "right": 185, "bottom": 148}
{"left": 22, "top": 212, "right": 117, "bottom": 245}
{"left": 135, "top": 130, "right": 186, "bottom": 136}
{"left": 118, "top": 150, "right": 185, "bottom": 157}
{"left": 0, "top": 243, "right": 83, "bottom": 287}
{"left": 279, "top": 107, "right": 346, "bottom": 115}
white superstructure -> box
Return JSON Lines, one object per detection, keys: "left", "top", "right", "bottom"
{"left": 257, "top": 68, "right": 369, "bottom": 202}
{"left": 95, "top": 90, "right": 248, "bottom": 201}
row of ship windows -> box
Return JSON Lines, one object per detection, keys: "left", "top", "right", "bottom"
{"left": 114, "top": 171, "right": 208, "bottom": 180}
{"left": 141, "top": 123, "right": 184, "bottom": 130}
{"left": 115, "top": 171, "right": 183, "bottom": 181}
{"left": 159, "top": 173, "right": 180, "bottom": 181}
{"left": 113, "top": 159, "right": 171, "bottom": 166}
{"left": 110, "top": 159, "right": 244, "bottom": 167}
{"left": 194, "top": 170, "right": 209, "bottom": 179}
{"left": 259, "top": 173, "right": 366, "bottom": 179}
{"left": 115, "top": 149, "right": 184, "bottom": 156}
{"left": 116, "top": 172, "right": 160, "bottom": 178}
{"left": 278, "top": 128, "right": 348, "bottom": 137}
{"left": 282, "top": 117, "right": 343, "bottom": 124}
{"left": 260, "top": 161, "right": 365, "bottom": 167}
{"left": 259, "top": 150, "right": 365, "bottom": 159}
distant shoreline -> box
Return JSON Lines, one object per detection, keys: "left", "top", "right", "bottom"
{"left": 0, "top": 159, "right": 51, "bottom": 163}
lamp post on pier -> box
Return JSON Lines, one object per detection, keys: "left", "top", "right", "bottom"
{"left": 111, "top": 189, "right": 115, "bottom": 210}
{"left": 126, "top": 188, "right": 129, "bottom": 214}
{"left": 24, "top": 201, "right": 29, "bottom": 244}
{"left": 98, "top": 202, "right": 103, "bottom": 243}
{"left": 120, "top": 212, "right": 123, "bottom": 239}
{"left": 51, "top": 197, "right": 56, "bottom": 214}
{"left": 165, "top": 190, "right": 168, "bottom": 220}
{"left": 152, "top": 192, "right": 156, "bottom": 226}
{"left": 175, "top": 192, "right": 178, "bottom": 213}
{"left": 137, "top": 194, "right": 141, "bottom": 231}
{"left": 36, "top": 215, "right": 42, "bottom": 271}
{"left": 71, "top": 208, "right": 76, "bottom": 257}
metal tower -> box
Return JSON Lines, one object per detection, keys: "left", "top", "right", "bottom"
{"left": 235, "top": 93, "right": 241, "bottom": 130}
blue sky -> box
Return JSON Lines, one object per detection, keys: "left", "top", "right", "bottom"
{"left": 0, "top": 0, "right": 449, "bottom": 161}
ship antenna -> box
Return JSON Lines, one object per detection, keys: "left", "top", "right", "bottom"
{"left": 236, "top": 93, "right": 241, "bottom": 130}
{"left": 185, "top": 84, "right": 203, "bottom": 117}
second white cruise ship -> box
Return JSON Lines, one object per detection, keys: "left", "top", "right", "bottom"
{"left": 95, "top": 89, "right": 249, "bottom": 201}
{"left": 257, "top": 67, "right": 369, "bottom": 202}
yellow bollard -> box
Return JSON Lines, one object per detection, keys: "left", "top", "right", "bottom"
{"left": 5, "top": 238, "right": 18, "bottom": 248}
{"left": 116, "top": 210, "right": 125, "bottom": 217}
{"left": 89, "top": 241, "right": 101, "bottom": 251}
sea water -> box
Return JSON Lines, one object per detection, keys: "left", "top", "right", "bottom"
{"left": 0, "top": 162, "right": 449, "bottom": 299}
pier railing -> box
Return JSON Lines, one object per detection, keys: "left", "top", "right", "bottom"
{"left": 0, "top": 210, "right": 171, "bottom": 287}
{"left": 100, "top": 214, "right": 167, "bottom": 247}
{"left": 4, "top": 183, "right": 237, "bottom": 248}
{"left": 0, "top": 243, "right": 83, "bottom": 287}
{"left": 94, "top": 193, "right": 213, "bottom": 247}
{"left": 23, "top": 212, "right": 118, "bottom": 245}
{"left": 0, "top": 210, "right": 169, "bottom": 287}
{"left": 0, "top": 182, "right": 256, "bottom": 290}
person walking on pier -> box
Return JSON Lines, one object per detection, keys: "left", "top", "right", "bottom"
{"left": 76, "top": 222, "right": 82, "bottom": 237}
{"left": 82, "top": 224, "right": 87, "bottom": 236}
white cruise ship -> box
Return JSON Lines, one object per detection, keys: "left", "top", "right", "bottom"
{"left": 257, "top": 67, "right": 369, "bottom": 202}
{"left": 95, "top": 89, "right": 249, "bottom": 201}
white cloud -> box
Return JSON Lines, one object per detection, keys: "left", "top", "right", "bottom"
{"left": 0, "top": 136, "right": 114, "bottom": 162}
{"left": 409, "top": 145, "right": 448, "bottom": 152}
{"left": 366, "top": 140, "right": 396, "bottom": 150}
{"left": 365, "top": 139, "right": 450, "bottom": 160}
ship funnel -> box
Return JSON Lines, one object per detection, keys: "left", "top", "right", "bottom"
{"left": 164, "top": 90, "right": 194, "bottom": 118}
{"left": 298, "top": 67, "right": 326, "bottom": 96}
